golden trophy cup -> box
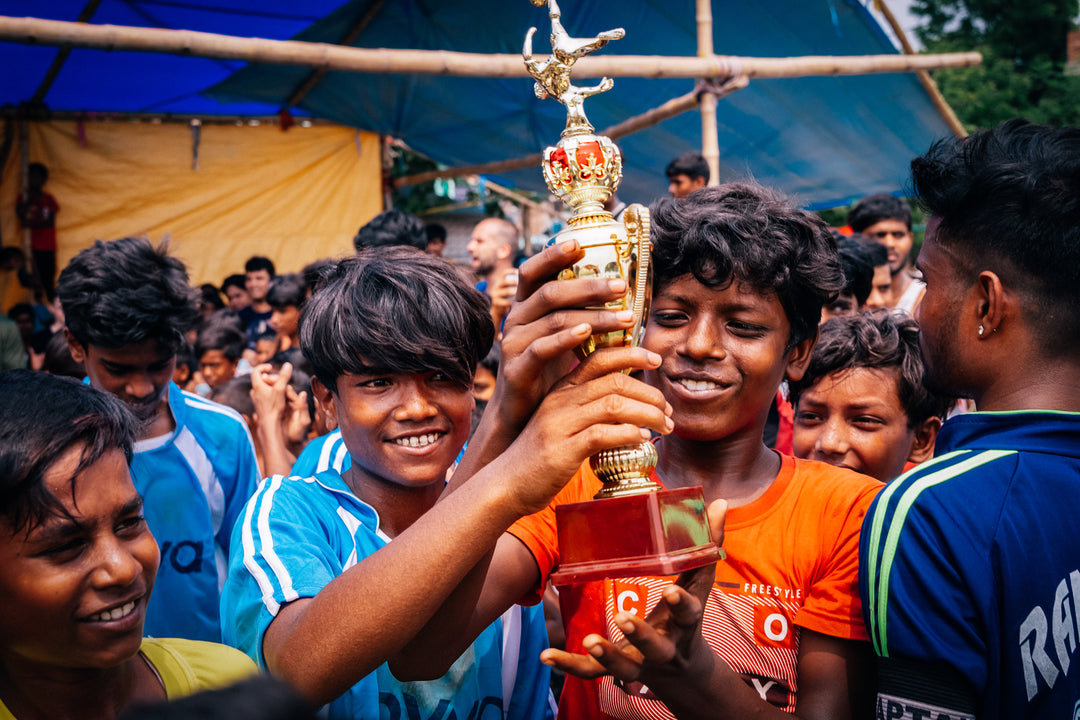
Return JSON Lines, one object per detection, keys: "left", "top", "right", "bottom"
{"left": 525, "top": 0, "right": 722, "bottom": 586}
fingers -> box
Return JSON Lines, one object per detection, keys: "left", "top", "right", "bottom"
{"left": 274, "top": 362, "right": 294, "bottom": 390}
{"left": 673, "top": 563, "right": 717, "bottom": 611}
{"left": 538, "top": 643, "right": 608, "bottom": 680}
{"left": 611, "top": 613, "right": 679, "bottom": 666}
{"left": 515, "top": 239, "right": 584, "bottom": 300}
{"left": 706, "top": 498, "right": 728, "bottom": 549}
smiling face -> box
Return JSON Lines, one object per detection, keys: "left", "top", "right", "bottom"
{"left": 68, "top": 337, "right": 175, "bottom": 427}
{"left": 0, "top": 446, "right": 158, "bottom": 672}
{"left": 318, "top": 370, "right": 474, "bottom": 496}
{"left": 224, "top": 284, "right": 251, "bottom": 311}
{"left": 792, "top": 367, "right": 916, "bottom": 482}
{"left": 642, "top": 274, "right": 813, "bottom": 443}
{"left": 245, "top": 269, "right": 272, "bottom": 303}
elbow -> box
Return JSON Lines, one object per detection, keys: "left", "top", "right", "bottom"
{"left": 388, "top": 655, "right": 455, "bottom": 683}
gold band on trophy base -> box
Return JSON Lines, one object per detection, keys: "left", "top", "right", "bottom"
{"left": 524, "top": 0, "right": 721, "bottom": 586}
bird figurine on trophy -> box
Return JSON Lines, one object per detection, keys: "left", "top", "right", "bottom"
{"left": 524, "top": 0, "right": 723, "bottom": 586}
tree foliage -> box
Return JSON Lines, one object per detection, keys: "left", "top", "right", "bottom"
{"left": 912, "top": 0, "right": 1080, "bottom": 129}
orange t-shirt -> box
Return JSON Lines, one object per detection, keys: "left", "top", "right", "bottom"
{"left": 509, "top": 453, "right": 882, "bottom": 719}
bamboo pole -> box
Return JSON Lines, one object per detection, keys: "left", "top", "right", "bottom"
{"left": 30, "top": 0, "right": 103, "bottom": 104}
{"left": 395, "top": 85, "right": 732, "bottom": 187}
{"left": 874, "top": 0, "right": 967, "bottom": 137}
{"left": 0, "top": 16, "right": 980, "bottom": 80}
{"left": 696, "top": 0, "right": 720, "bottom": 186}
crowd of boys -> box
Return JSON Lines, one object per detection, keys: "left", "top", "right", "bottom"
{"left": 0, "top": 119, "right": 1077, "bottom": 720}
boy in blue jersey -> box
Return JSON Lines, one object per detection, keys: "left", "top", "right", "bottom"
{"left": 221, "top": 246, "right": 672, "bottom": 717}
{"left": 860, "top": 119, "right": 1080, "bottom": 719}
{"left": 58, "top": 237, "right": 259, "bottom": 642}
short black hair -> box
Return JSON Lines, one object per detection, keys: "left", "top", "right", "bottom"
{"left": 266, "top": 273, "right": 305, "bottom": 310}
{"left": 300, "top": 248, "right": 494, "bottom": 394}
{"left": 210, "top": 376, "right": 254, "bottom": 417}
{"left": 353, "top": 209, "right": 427, "bottom": 252}
{"left": 649, "top": 183, "right": 843, "bottom": 347}
{"left": 57, "top": 237, "right": 200, "bottom": 354}
{"left": 43, "top": 330, "right": 85, "bottom": 378}
{"left": 789, "top": 311, "right": 952, "bottom": 428}
{"left": 0, "top": 370, "right": 137, "bottom": 534}
{"left": 244, "top": 256, "right": 276, "bottom": 276}
{"left": 911, "top": 118, "right": 1080, "bottom": 355}
{"left": 834, "top": 233, "right": 875, "bottom": 307}
{"left": 665, "top": 152, "right": 710, "bottom": 183}
{"left": 199, "top": 283, "right": 225, "bottom": 312}
{"left": 300, "top": 258, "right": 336, "bottom": 297}
{"left": 848, "top": 193, "right": 912, "bottom": 233}
{"left": 425, "top": 223, "right": 447, "bottom": 243}
{"left": 860, "top": 238, "right": 889, "bottom": 267}
{"left": 221, "top": 274, "right": 246, "bottom": 294}
{"left": 28, "top": 162, "right": 48, "bottom": 182}
{"left": 194, "top": 311, "right": 246, "bottom": 362}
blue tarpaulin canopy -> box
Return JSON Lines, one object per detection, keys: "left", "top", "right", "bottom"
{"left": 0, "top": 0, "right": 953, "bottom": 208}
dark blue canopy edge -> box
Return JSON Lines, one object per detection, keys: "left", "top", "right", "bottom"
{"left": 0, "top": 0, "right": 950, "bottom": 208}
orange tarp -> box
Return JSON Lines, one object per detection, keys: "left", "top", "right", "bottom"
{"left": 1, "top": 120, "right": 382, "bottom": 287}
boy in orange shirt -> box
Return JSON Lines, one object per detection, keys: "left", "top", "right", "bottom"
{"left": 396, "top": 183, "right": 883, "bottom": 720}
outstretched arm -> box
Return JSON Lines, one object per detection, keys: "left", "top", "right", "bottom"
{"left": 260, "top": 345, "right": 671, "bottom": 706}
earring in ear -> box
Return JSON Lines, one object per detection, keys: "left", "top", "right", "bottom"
{"left": 978, "top": 325, "right": 985, "bottom": 336}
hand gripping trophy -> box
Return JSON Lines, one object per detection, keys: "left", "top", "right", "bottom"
{"left": 524, "top": 0, "right": 722, "bottom": 585}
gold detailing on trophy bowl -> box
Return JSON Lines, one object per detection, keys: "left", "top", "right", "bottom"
{"left": 591, "top": 441, "right": 661, "bottom": 499}
{"left": 542, "top": 135, "right": 623, "bottom": 217}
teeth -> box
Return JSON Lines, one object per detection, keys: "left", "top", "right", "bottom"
{"left": 88, "top": 601, "right": 136, "bottom": 622}
{"left": 394, "top": 433, "right": 439, "bottom": 448}
{"left": 678, "top": 379, "right": 718, "bottom": 392}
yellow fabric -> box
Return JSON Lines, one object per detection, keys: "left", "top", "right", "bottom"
{"left": 139, "top": 637, "right": 258, "bottom": 698}
{"left": 1, "top": 120, "right": 381, "bottom": 286}
{"left": 0, "top": 638, "right": 256, "bottom": 717}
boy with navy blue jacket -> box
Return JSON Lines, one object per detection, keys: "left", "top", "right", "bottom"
{"left": 59, "top": 236, "right": 259, "bottom": 643}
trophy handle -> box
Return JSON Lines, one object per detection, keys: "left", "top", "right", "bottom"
{"left": 623, "top": 203, "right": 651, "bottom": 346}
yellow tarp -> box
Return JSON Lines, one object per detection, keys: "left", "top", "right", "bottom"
{"left": 1, "top": 120, "right": 382, "bottom": 287}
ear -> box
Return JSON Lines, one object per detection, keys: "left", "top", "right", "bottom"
{"left": 783, "top": 330, "right": 817, "bottom": 383}
{"left": 310, "top": 376, "right": 338, "bottom": 428}
{"left": 976, "top": 270, "right": 1005, "bottom": 336}
{"left": 691, "top": 177, "right": 707, "bottom": 192}
{"left": 65, "top": 328, "right": 87, "bottom": 363}
{"left": 496, "top": 243, "right": 512, "bottom": 261}
{"left": 907, "top": 415, "right": 942, "bottom": 465}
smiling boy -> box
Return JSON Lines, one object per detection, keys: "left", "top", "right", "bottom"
{"left": 393, "top": 183, "right": 885, "bottom": 720}
{"left": 220, "top": 247, "right": 672, "bottom": 718}
{"left": 0, "top": 371, "right": 255, "bottom": 719}
{"left": 790, "top": 311, "right": 948, "bottom": 483}
{"left": 58, "top": 237, "right": 259, "bottom": 643}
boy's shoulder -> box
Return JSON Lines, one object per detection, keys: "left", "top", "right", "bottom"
{"left": 249, "top": 471, "right": 379, "bottom": 528}
{"left": 784, "top": 455, "right": 883, "bottom": 510}
{"left": 171, "top": 385, "right": 251, "bottom": 438}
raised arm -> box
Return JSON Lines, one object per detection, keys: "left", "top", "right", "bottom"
{"left": 258, "top": 345, "right": 670, "bottom": 706}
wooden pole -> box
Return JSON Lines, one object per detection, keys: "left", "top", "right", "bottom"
{"left": 874, "top": 0, "right": 967, "bottom": 137}
{"left": 0, "top": 16, "right": 981, "bottom": 80}
{"left": 394, "top": 85, "right": 739, "bottom": 188}
{"left": 696, "top": 0, "right": 720, "bottom": 186}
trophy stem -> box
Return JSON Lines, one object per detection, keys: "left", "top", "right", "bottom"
{"left": 590, "top": 440, "right": 662, "bottom": 499}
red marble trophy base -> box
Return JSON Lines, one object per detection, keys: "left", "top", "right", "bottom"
{"left": 550, "top": 486, "right": 720, "bottom": 586}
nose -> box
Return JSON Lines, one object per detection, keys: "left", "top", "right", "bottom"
{"left": 680, "top": 318, "right": 725, "bottom": 361}
{"left": 92, "top": 536, "right": 143, "bottom": 590}
{"left": 394, "top": 381, "right": 439, "bottom": 422}
{"left": 125, "top": 372, "right": 155, "bottom": 400}
{"left": 815, "top": 418, "right": 849, "bottom": 458}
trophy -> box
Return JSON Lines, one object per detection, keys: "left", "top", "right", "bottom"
{"left": 524, "top": 0, "right": 722, "bottom": 585}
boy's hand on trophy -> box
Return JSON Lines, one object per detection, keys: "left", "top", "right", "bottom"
{"left": 496, "top": 239, "right": 635, "bottom": 431}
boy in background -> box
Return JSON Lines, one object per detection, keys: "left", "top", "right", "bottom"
{"left": 790, "top": 311, "right": 948, "bottom": 482}
{"left": 194, "top": 311, "right": 247, "bottom": 392}
{"left": 15, "top": 162, "right": 59, "bottom": 300}
{"left": 58, "top": 237, "right": 259, "bottom": 642}
{"left": 665, "top": 151, "right": 709, "bottom": 198}
{"left": 848, "top": 194, "right": 920, "bottom": 313}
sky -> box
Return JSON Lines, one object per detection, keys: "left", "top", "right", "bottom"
{"left": 866, "top": 0, "right": 925, "bottom": 51}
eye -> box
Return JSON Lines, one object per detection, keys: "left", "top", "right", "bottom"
{"left": 728, "top": 321, "right": 767, "bottom": 337}
{"left": 794, "top": 411, "right": 822, "bottom": 425}
{"left": 41, "top": 537, "right": 87, "bottom": 561}
{"left": 116, "top": 515, "right": 147, "bottom": 536}
{"left": 853, "top": 415, "right": 885, "bottom": 428}
{"left": 651, "top": 310, "right": 687, "bottom": 326}
{"left": 358, "top": 377, "right": 392, "bottom": 388}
